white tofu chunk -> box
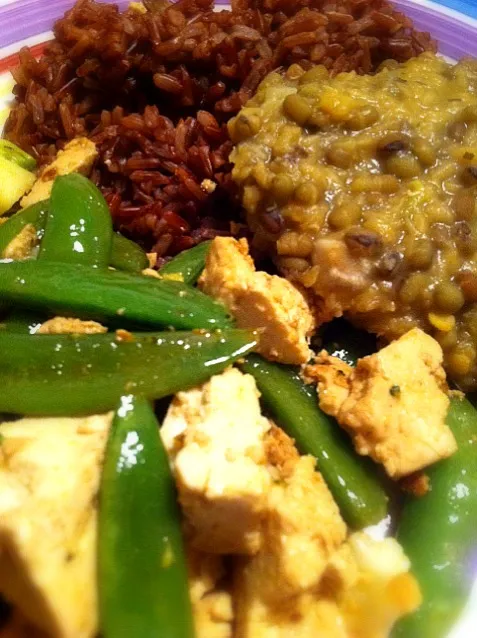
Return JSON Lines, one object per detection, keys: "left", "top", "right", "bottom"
{"left": 252, "top": 426, "right": 347, "bottom": 602}
{"left": 233, "top": 427, "right": 347, "bottom": 638}
{"left": 187, "top": 547, "right": 233, "bottom": 638}
{"left": 198, "top": 237, "right": 315, "bottom": 365}
{"left": 20, "top": 138, "right": 97, "bottom": 209}
{"left": 322, "top": 533, "right": 422, "bottom": 638}
{"left": 307, "top": 328, "right": 457, "bottom": 478}
{"left": 161, "top": 367, "right": 272, "bottom": 555}
{"left": 234, "top": 531, "right": 421, "bottom": 638}
{"left": 0, "top": 413, "right": 112, "bottom": 638}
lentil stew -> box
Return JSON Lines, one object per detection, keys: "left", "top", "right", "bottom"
{"left": 230, "top": 53, "right": 477, "bottom": 389}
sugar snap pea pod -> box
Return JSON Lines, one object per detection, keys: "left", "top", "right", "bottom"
{"left": 0, "top": 140, "right": 36, "bottom": 171}
{"left": 393, "top": 395, "right": 477, "bottom": 638}
{"left": 0, "top": 260, "right": 232, "bottom": 330}
{"left": 0, "top": 201, "right": 48, "bottom": 257}
{"left": 110, "top": 232, "right": 149, "bottom": 273}
{"left": 0, "top": 202, "right": 148, "bottom": 272}
{"left": 99, "top": 395, "right": 194, "bottom": 638}
{"left": 39, "top": 174, "right": 113, "bottom": 268}
{"left": 240, "top": 354, "right": 388, "bottom": 528}
{"left": 160, "top": 241, "right": 211, "bottom": 285}
{"left": 0, "top": 329, "right": 256, "bottom": 416}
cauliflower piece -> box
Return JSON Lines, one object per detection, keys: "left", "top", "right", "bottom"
{"left": 198, "top": 237, "right": 314, "bottom": 365}
{"left": 37, "top": 317, "right": 107, "bottom": 335}
{"left": 3, "top": 224, "right": 37, "bottom": 260}
{"left": 307, "top": 328, "right": 456, "bottom": 478}
{"left": 161, "top": 367, "right": 272, "bottom": 555}
{"left": 187, "top": 547, "right": 233, "bottom": 638}
{"left": 0, "top": 413, "right": 112, "bottom": 638}
{"left": 20, "top": 138, "right": 97, "bottom": 209}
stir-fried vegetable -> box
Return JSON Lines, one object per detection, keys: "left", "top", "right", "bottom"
{"left": 0, "top": 157, "right": 36, "bottom": 215}
{"left": 110, "top": 232, "right": 149, "bottom": 273}
{"left": 0, "top": 260, "right": 232, "bottom": 330}
{"left": 0, "top": 329, "right": 256, "bottom": 416}
{"left": 160, "top": 241, "right": 211, "bottom": 285}
{"left": 240, "top": 354, "right": 388, "bottom": 528}
{"left": 0, "top": 139, "right": 36, "bottom": 171}
{"left": 39, "top": 174, "right": 113, "bottom": 268}
{"left": 99, "top": 394, "right": 194, "bottom": 638}
{"left": 0, "top": 200, "right": 48, "bottom": 257}
{"left": 0, "top": 201, "right": 149, "bottom": 272}
{"left": 321, "top": 323, "right": 477, "bottom": 636}
{"left": 393, "top": 395, "right": 477, "bottom": 638}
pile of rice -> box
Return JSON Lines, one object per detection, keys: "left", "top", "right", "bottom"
{"left": 4, "top": 0, "right": 436, "bottom": 259}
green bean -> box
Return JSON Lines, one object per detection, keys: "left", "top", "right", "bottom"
{"left": 39, "top": 174, "right": 113, "bottom": 268}
{"left": 393, "top": 396, "right": 477, "bottom": 638}
{"left": 99, "top": 395, "right": 194, "bottom": 638}
{"left": 0, "top": 202, "right": 148, "bottom": 272}
{"left": 160, "top": 241, "right": 211, "bottom": 285}
{"left": 0, "top": 140, "right": 36, "bottom": 171}
{"left": 0, "top": 201, "right": 48, "bottom": 258}
{"left": 0, "top": 260, "right": 232, "bottom": 330}
{"left": 0, "top": 329, "right": 256, "bottom": 416}
{"left": 110, "top": 233, "right": 149, "bottom": 273}
{"left": 240, "top": 354, "right": 388, "bottom": 528}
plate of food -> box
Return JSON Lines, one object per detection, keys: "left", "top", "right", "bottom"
{"left": 0, "top": 0, "right": 476, "bottom": 637}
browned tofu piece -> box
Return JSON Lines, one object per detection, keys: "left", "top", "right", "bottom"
{"left": 20, "top": 138, "right": 97, "bottom": 209}
{"left": 234, "top": 530, "right": 421, "bottom": 638}
{"left": 37, "top": 317, "right": 107, "bottom": 335}
{"left": 187, "top": 547, "right": 233, "bottom": 638}
{"left": 3, "top": 224, "right": 37, "bottom": 260}
{"left": 161, "top": 368, "right": 272, "bottom": 555}
{"left": 233, "top": 425, "right": 347, "bottom": 638}
{"left": 0, "top": 413, "right": 112, "bottom": 638}
{"left": 307, "top": 328, "right": 456, "bottom": 478}
{"left": 198, "top": 237, "right": 315, "bottom": 365}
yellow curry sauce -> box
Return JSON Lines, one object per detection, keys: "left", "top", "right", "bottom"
{"left": 229, "top": 53, "right": 477, "bottom": 389}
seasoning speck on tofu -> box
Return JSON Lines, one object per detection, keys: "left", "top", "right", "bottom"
{"left": 306, "top": 328, "right": 457, "bottom": 478}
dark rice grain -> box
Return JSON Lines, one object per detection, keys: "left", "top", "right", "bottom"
{"left": 4, "top": 0, "right": 436, "bottom": 255}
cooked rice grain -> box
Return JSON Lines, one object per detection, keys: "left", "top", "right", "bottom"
{"left": 4, "top": 0, "right": 436, "bottom": 255}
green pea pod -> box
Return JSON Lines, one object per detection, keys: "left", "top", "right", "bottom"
{"left": 0, "top": 329, "right": 256, "bottom": 416}
{"left": 0, "top": 260, "right": 232, "bottom": 330}
{"left": 160, "top": 241, "right": 211, "bottom": 285}
{"left": 240, "top": 354, "right": 388, "bottom": 528}
{"left": 39, "top": 174, "right": 113, "bottom": 268}
{"left": 99, "top": 395, "right": 194, "bottom": 638}
{"left": 0, "top": 140, "right": 36, "bottom": 171}
{"left": 0, "top": 203, "right": 148, "bottom": 272}
{"left": 110, "top": 232, "right": 149, "bottom": 273}
{"left": 393, "top": 396, "right": 477, "bottom": 638}
{"left": 0, "top": 201, "right": 48, "bottom": 257}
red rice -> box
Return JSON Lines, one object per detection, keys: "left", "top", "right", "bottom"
{"left": 4, "top": 0, "right": 436, "bottom": 259}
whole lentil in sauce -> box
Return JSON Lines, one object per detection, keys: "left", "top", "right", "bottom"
{"left": 229, "top": 53, "right": 477, "bottom": 390}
